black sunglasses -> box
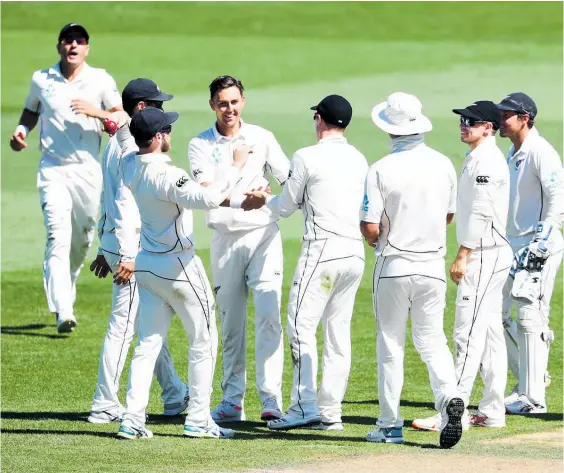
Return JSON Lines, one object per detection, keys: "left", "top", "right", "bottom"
{"left": 60, "top": 36, "right": 88, "bottom": 46}
{"left": 460, "top": 116, "right": 486, "bottom": 127}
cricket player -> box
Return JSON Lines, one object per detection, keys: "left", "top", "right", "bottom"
{"left": 361, "top": 92, "right": 464, "bottom": 448}
{"left": 188, "top": 75, "right": 290, "bottom": 422}
{"left": 9, "top": 23, "right": 123, "bottom": 333}
{"left": 243, "top": 95, "right": 367, "bottom": 431}
{"left": 413, "top": 101, "right": 512, "bottom": 431}
{"left": 87, "top": 79, "right": 188, "bottom": 424}
{"left": 117, "top": 107, "right": 247, "bottom": 440}
{"left": 497, "top": 93, "right": 564, "bottom": 415}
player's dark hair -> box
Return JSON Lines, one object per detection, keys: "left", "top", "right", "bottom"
{"left": 209, "top": 75, "right": 244, "bottom": 100}
{"left": 527, "top": 118, "right": 534, "bottom": 129}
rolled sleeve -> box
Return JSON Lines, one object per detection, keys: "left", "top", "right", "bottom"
{"left": 361, "top": 165, "right": 384, "bottom": 224}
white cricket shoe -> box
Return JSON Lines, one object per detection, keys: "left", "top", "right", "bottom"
{"left": 469, "top": 411, "right": 505, "bottom": 428}
{"left": 267, "top": 412, "right": 321, "bottom": 431}
{"left": 88, "top": 408, "right": 124, "bottom": 424}
{"left": 366, "top": 426, "right": 404, "bottom": 443}
{"left": 183, "top": 419, "right": 234, "bottom": 439}
{"left": 211, "top": 399, "right": 246, "bottom": 423}
{"left": 309, "top": 421, "right": 344, "bottom": 431}
{"left": 163, "top": 387, "right": 190, "bottom": 416}
{"left": 439, "top": 398, "right": 465, "bottom": 449}
{"left": 117, "top": 421, "right": 153, "bottom": 439}
{"left": 504, "top": 383, "right": 520, "bottom": 405}
{"left": 57, "top": 313, "right": 77, "bottom": 333}
{"left": 505, "top": 395, "right": 547, "bottom": 415}
{"left": 413, "top": 410, "right": 469, "bottom": 432}
{"left": 260, "top": 397, "right": 282, "bottom": 421}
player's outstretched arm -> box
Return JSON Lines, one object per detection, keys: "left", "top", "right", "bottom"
{"left": 10, "top": 108, "right": 39, "bottom": 151}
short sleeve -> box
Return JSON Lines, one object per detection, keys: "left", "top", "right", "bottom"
{"left": 24, "top": 73, "right": 42, "bottom": 114}
{"left": 361, "top": 165, "right": 384, "bottom": 223}
{"left": 100, "top": 72, "right": 122, "bottom": 110}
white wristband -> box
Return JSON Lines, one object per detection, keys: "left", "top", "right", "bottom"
{"left": 15, "top": 125, "right": 29, "bottom": 137}
{"left": 230, "top": 195, "right": 244, "bottom": 209}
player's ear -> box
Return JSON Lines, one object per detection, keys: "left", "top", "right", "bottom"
{"left": 84, "top": 45, "right": 90, "bottom": 57}
{"left": 209, "top": 99, "right": 215, "bottom": 111}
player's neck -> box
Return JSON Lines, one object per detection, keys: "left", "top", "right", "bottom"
{"left": 510, "top": 127, "right": 530, "bottom": 152}
{"left": 468, "top": 135, "right": 489, "bottom": 151}
{"left": 216, "top": 120, "right": 241, "bottom": 138}
{"left": 318, "top": 129, "right": 344, "bottom": 141}
{"left": 60, "top": 61, "right": 85, "bottom": 82}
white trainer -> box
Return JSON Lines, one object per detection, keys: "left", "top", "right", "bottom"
{"left": 211, "top": 399, "right": 246, "bottom": 423}
{"left": 163, "top": 388, "right": 190, "bottom": 416}
{"left": 309, "top": 421, "right": 344, "bottom": 431}
{"left": 117, "top": 421, "right": 153, "bottom": 439}
{"left": 267, "top": 412, "right": 321, "bottom": 431}
{"left": 183, "top": 419, "right": 234, "bottom": 439}
{"left": 57, "top": 313, "right": 77, "bottom": 333}
{"left": 413, "top": 410, "right": 470, "bottom": 432}
{"left": 469, "top": 411, "right": 505, "bottom": 428}
{"left": 260, "top": 397, "right": 282, "bottom": 421}
{"left": 505, "top": 395, "right": 547, "bottom": 415}
{"left": 88, "top": 408, "right": 124, "bottom": 424}
{"left": 366, "top": 426, "right": 404, "bottom": 443}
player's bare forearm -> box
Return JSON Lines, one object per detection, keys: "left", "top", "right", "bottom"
{"left": 360, "top": 221, "right": 379, "bottom": 248}
{"left": 446, "top": 213, "right": 454, "bottom": 225}
{"left": 450, "top": 245, "right": 472, "bottom": 285}
{"left": 19, "top": 108, "right": 39, "bottom": 131}
{"left": 10, "top": 108, "right": 38, "bottom": 151}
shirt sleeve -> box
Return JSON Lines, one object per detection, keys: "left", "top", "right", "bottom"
{"left": 114, "top": 179, "right": 141, "bottom": 262}
{"left": 188, "top": 138, "right": 215, "bottom": 184}
{"left": 264, "top": 131, "right": 290, "bottom": 184}
{"left": 23, "top": 72, "right": 41, "bottom": 114}
{"left": 534, "top": 143, "right": 564, "bottom": 228}
{"left": 162, "top": 165, "right": 242, "bottom": 210}
{"left": 100, "top": 72, "right": 122, "bottom": 111}
{"left": 459, "top": 159, "right": 504, "bottom": 249}
{"left": 448, "top": 161, "right": 457, "bottom": 214}
{"left": 266, "top": 152, "right": 308, "bottom": 218}
{"left": 361, "top": 165, "right": 384, "bottom": 224}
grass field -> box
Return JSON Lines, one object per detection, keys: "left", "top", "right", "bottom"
{"left": 1, "top": 2, "right": 562, "bottom": 473}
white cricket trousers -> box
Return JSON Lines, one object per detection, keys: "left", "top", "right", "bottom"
{"left": 286, "top": 237, "right": 364, "bottom": 423}
{"left": 122, "top": 250, "right": 218, "bottom": 428}
{"left": 90, "top": 235, "right": 186, "bottom": 414}
{"left": 454, "top": 245, "right": 513, "bottom": 422}
{"left": 373, "top": 256, "right": 460, "bottom": 428}
{"left": 38, "top": 157, "right": 102, "bottom": 318}
{"left": 502, "top": 233, "right": 563, "bottom": 407}
{"left": 210, "top": 223, "right": 284, "bottom": 407}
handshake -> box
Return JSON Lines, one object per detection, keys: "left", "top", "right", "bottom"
{"left": 241, "top": 187, "right": 271, "bottom": 211}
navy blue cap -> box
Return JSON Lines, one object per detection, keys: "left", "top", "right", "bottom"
{"left": 130, "top": 107, "right": 179, "bottom": 141}
{"left": 310, "top": 94, "right": 352, "bottom": 128}
{"left": 452, "top": 100, "right": 501, "bottom": 130}
{"left": 496, "top": 93, "right": 537, "bottom": 119}
{"left": 58, "top": 23, "right": 89, "bottom": 41}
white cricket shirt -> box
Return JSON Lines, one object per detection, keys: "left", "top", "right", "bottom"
{"left": 188, "top": 121, "right": 290, "bottom": 233}
{"left": 98, "top": 133, "right": 142, "bottom": 262}
{"left": 456, "top": 136, "right": 510, "bottom": 250}
{"left": 24, "top": 62, "right": 121, "bottom": 165}
{"left": 362, "top": 135, "right": 457, "bottom": 267}
{"left": 506, "top": 127, "right": 564, "bottom": 237}
{"left": 266, "top": 135, "right": 368, "bottom": 241}
{"left": 121, "top": 152, "right": 242, "bottom": 254}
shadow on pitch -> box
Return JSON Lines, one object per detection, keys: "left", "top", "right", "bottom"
{"left": 2, "top": 429, "right": 116, "bottom": 439}
{"left": 1, "top": 323, "right": 69, "bottom": 339}
{"left": 1, "top": 411, "right": 90, "bottom": 422}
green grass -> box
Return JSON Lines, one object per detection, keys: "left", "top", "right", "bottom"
{"left": 1, "top": 2, "right": 562, "bottom": 473}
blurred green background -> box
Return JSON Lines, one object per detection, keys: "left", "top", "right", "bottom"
{"left": 1, "top": 2, "right": 562, "bottom": 473}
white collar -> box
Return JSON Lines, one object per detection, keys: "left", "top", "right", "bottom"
{"left": 137, "top": 152, "right": 171, "bottom": 165}
{"left": 508, "top": 127, "right": 540, "bottom": 160}
{"left": 49, "top": 62, "right": 90, "bottom": 83}
{"left": 211, "top": 119, "right": 247, "bottom": 143}
{"left": 318, "top": 134, "right": 347, "bottom": 145}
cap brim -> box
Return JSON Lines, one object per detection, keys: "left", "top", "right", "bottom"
{"left": 371, "top": 101, "right": 432, "bottom": 135}
{"left": 310, "top": 105, "right": 318, "bottom": 111}
{"left": 452, "top": 108, "right": 484, "bottom": 121}
{"left": 162, "top": 111, "right": 179, "bottom": 127}
{"left": 149, "top": 92, "right": 174, "bottom": 102}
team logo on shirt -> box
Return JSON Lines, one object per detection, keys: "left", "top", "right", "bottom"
{"left": 362, "top": 194, "right": 369, "bottom": 212}
{"left": 176, "top": 175, "right": 189, "bottom": 188}
{"left": 211, "top": 147, "right": 222, "bottom": 165}
{"left": 476, "top": 176, "right": 489, "bottom": 185}
{"left": 515, "top": 159, "right": 524, "bottom": 170}
{"left": 193, "top": 169, "right": 203, "bottom": 179}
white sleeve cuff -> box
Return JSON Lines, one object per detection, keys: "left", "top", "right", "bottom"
{"left": 230, "top": 195, "right": 244, "bottom": 209}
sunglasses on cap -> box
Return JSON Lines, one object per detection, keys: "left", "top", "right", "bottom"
{"left": 460, "top": 116, "right": 486, "bottom": 127}
{"left": 60, "top": 36, "right": 88, "bottom": 46}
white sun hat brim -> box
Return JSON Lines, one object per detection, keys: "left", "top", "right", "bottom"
{"left": 371, "top": 100, "right": 433, "bottom": 135}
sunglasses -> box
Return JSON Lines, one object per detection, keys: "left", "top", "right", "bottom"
{"left": 460, "top": 116, "right": 486, "bottom": 127}
{"left": 60, "top": 36, "right": 88, "bottom": 46}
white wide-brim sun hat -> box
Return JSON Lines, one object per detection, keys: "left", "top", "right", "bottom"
{"left": 371, "top": 92, "right": 432, "bottom": 135}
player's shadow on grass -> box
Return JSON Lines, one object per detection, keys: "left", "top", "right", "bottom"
{"left": 1, "top": 429, "right": 116, "bottom": 439}
{"left": 1, "top": 323, "right": 69, "bottom": 339}
{"left": 343, "top": 399, "right": 437, "bottom": 410}
{"left": 1, "top": 411, "right": 91, "bottom": 422}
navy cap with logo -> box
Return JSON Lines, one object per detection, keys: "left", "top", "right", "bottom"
{"left": 130, "top": 107, "right": 179, "bottom": 141}
{"left": 122, "top": 78, "right": 173, "bottom": 104}
{"left": 452, "top": 100, "right": 501, "bottom": 130}
{"left": 310, "top": 94, "right": 353, "bottom": 128}
{"left": 58, "top": 23, "right": 89, "bottom": 42}
{"left": 496, "top": 92, "right": 537, "bottom": 119}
